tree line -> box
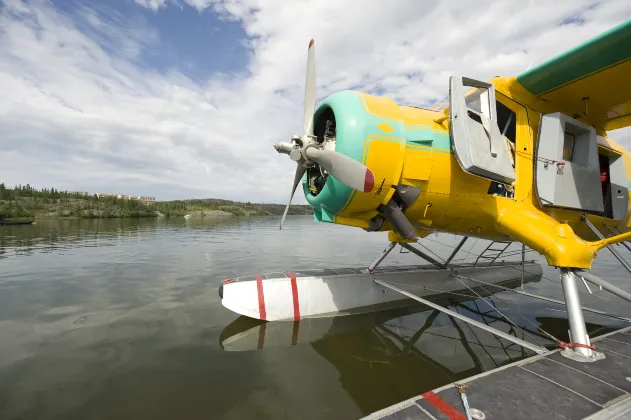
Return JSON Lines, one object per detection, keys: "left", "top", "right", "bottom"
{"left": 0, "top": 184, "right": 313, "bottom": 218}
{"left": 0, "top": 183, "right": 155, "bottom": 218}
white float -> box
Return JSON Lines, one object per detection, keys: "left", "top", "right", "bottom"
{"left": 219, "top": 262, "right": 543, "bottom": 321}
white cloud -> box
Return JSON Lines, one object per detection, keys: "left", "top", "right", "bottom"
{"left": 1, "top": 0, "right": 631, "bottom": 202}
{"left": 609, "top": 127, "right": 631, "bottom": 150}
{"left": 134, "top": 0, "right": 168, "bottom": 11}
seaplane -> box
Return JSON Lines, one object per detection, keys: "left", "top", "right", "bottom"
{"left": 220, "top": 19, "right": 631, "bottom": 362}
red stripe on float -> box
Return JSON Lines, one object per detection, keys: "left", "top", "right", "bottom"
{"left": 308, "top": 39, "right": 314, "bottom": 48}
{"left": 255, "top": 274, "right": 267, "bottom": 321}
{"left": 421, "top": 391, "right": 466, "bottom": 420}
{"left": 285, "top": 271, "right": 301, "bottom": 321}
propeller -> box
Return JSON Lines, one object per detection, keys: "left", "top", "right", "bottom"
{"left": 275, "top": 39, "right": 374, "bottom": 230}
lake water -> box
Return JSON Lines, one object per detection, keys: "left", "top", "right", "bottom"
{"left": 1, "top": 216, "right": 630, "bottom": 420}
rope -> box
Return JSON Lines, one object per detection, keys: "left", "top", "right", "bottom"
{"left": 556, "top": 342, "right": 596, "bottom": 350}
{"left": 515, "top": 150, "right": 566, "bottom": 167}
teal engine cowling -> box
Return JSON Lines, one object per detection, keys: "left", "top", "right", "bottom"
{"left": 303, "top": 90, "right": 408, "bottom": 226}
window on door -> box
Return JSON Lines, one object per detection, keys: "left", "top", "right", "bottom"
{"left": 563, "top": 132, "right": 575, "bottom": 161}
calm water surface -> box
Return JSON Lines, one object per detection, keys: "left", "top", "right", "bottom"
{"left": 1, "top": 216, "right": 630, "bottom": 420}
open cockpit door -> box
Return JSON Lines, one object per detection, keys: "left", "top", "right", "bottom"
{"left": 449, "top": 77, "right": 516, "bottom": 185}
{"left": 535, "top": 113, "right": 606, "bottom": 214}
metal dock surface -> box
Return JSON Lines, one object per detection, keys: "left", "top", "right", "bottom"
{"left": 362, "top": 326, "right": 631, "bottom": 420}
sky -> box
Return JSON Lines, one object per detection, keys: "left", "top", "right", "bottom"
{"left": 0, "top": 0, "right": 630, "bottom": 203}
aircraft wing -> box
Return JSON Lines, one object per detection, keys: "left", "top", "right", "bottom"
{"left": 516, "top": 19, "right": 631, "bottom": 131}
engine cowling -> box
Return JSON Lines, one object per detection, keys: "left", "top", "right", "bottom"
{"left": 303, "top": 90, "right": 409, "bottom": 229}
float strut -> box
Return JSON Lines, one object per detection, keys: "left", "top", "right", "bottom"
{"left": 444, "top": 236, "right": 468, "bottom": 267}
{"left": 454, "top": 274, "right": 631, "bottom": 322}
{"left": 583, "top": 217, "right": 631, "bottom": 275}
{"left": 521, "top": 244, "right": 526, "bottom": 290}
{"left": 368, "top": 242, "right": 397, "bottom": 273}
{"left": 575, "top": 271, "right": 631, "bottom": 304}
{"left": 374, "top": 279, "right": 546, "bottom": 354}
{"left": 399, "top": 243, "right": 445, "bottom": 269}
{"left": 604, "top": 225, "right": 631, "bottom": 253}
{"left": 560, "top": 269, "right": 592, "bottom": 358}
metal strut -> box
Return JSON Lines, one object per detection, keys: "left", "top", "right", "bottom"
{"left": 368, "top": 237, "right": 469, "bottom": 273}
{"left": 583, "top": 216, "right": 631, "bottom": 275}
{"left": 368, "top": 242, "right": 396, "bottom": 273}
{"left": 520, "top": 244, "right": 526, "bottom": 290}
{"left": 575, "top": 271, "right": 631, "bottom": 304}
{"left": 603, "top": 225, "right": 631, "bottom": 253}
{"left": 444, "top": 236, "right": 468, "bottom": 267}
{"left": 560, "top": 269, "right": 593, "bottom": 358}
{"left": 373, "top": 279, "right": 547, "bottom": 354}
{"left": 399, "top": 243, "right": 445, "bottom": 269}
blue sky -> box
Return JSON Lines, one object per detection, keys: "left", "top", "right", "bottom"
{"left": 0, "top": 0, "right": 630, "bottom": 202}
{"left": 52, "top": 0, "right": 250, "bottom": 81}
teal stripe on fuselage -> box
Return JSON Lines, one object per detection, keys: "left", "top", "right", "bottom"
{"left": 306, "top": 91, "right": 452, "bottom": 221}
{"left": 306, "top": 91, "right": 406, "bottom": 216}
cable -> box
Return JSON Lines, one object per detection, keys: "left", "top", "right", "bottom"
{"left": 384, "top": 281, "right": 551, "bottom": 342}
{"left": 452, "top": 275, "right": 555, "bottom": 347}
{"left": 416, "top": 240, "right": 446, "bottom": 263}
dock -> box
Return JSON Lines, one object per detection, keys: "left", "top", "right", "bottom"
{"left": 362, "top": 325, "right": 631, "bottom": 420}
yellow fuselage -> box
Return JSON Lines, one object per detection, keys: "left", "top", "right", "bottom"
{"left": 323, "top": 78, "right": 631, "bottom": 269}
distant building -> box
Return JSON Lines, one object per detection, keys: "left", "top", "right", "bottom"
{"left": 95, "top": 193, "right": 121, "bottom": 199}
{"left": 94, "top": 193, "right": 155, "bottom": 204}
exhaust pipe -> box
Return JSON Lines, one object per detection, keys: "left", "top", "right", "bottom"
{"left": 380, "top": 199, "right": 417, "bottom": 240}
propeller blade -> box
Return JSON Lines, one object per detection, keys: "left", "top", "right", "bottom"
{"left": 279, "top": 165, "right": 307, "bottom": 230}
{"left": 303, "top": 39, "right": 316, "bottom": 137}
{"left": 305, "top": 148, "right": 374, "bottom": 193}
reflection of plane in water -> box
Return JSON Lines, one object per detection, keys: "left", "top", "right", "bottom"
{"left": 220, "top": 272, "right": 626, "bottom": 414}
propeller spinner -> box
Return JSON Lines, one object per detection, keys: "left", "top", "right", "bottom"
{"left": 274, "top": 39, "right": 374, "bottom": 229}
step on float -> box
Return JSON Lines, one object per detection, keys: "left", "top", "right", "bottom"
{"left": 218, "top": 261, "right": 543, "bottom": 321}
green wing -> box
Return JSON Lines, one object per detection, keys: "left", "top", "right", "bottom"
{"left": 516, "top": 19, "right": 631, "bottom": 131}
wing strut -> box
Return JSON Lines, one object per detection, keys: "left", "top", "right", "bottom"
{"left": 583, "top": 216, "right": 631, "bottom": 275}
